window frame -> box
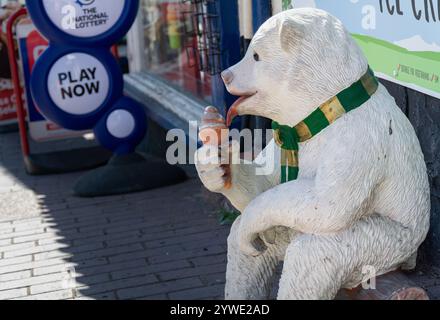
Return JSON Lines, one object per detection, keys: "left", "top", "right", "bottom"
{"left": 125, "top": 7, "right": 207, "bottom": 141}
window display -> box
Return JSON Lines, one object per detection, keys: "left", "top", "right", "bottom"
{"left": 139, "top": 0, "right": 213, "bottom": 102}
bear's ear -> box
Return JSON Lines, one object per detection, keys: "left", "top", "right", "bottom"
{"left": 279, "top": 19, "right": 304, "bottom": 52}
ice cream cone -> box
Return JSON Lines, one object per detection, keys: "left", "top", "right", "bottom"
{"left": 199, "top": 106, "right": 232, "bottom": 189}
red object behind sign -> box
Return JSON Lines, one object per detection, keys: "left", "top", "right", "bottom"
{"left": 0, "top": 29, "right": 46, "bottom": 124}
{"left": 26, "top": 30, "right": 48, "bottom": 70}
{"left": 0, "top": 80, "right": 16, "bottom": 122}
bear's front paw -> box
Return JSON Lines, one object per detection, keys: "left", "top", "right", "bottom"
{"left": 237, "top": 222, "right": 268, "bottom": 257}
{"left": 195, "top": 145, "right": 230, "bottom": 192}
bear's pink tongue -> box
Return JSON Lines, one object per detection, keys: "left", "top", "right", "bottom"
{"left": 226, "top": 96, "right": 248, "bottom": 126}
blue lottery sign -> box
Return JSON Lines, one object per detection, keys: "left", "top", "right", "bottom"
{"left": 26, "top": 0, "right": 139, "bottom": 46}
{"left": 31, "top": 46, "right": 123, "bottom": 130}
{"left": 26, "top": 0, "right": 146, "bottom": 155}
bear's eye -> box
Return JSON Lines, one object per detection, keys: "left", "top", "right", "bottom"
{"left": 253, "top": 52, "right": 260, "bottom": 62}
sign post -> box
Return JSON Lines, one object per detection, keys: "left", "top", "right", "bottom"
{"left": 26, "top": 0, "right": 186, "bottom": 196}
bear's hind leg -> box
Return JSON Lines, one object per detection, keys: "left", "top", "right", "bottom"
{"left": 277, "top": 214, "right": 418, "bottom": 300}
{"left": 225, "top": 217, "right": 289, "bottom": 300}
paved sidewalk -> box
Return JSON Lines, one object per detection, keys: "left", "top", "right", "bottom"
{"left": 1, "top": 132, "right": 439, "bottom": 300}
{"left": 0, "top": 132, "right": 229, "bottom": 300}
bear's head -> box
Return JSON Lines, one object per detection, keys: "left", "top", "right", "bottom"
{"left": 224, "top": 8, "right": 368, "bottom": 127}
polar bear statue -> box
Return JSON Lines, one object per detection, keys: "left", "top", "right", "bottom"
{"left": 195, "top": 8, "right": 430, "bottom": 300}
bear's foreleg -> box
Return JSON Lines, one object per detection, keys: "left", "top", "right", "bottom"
{"left": 225, "top": 216, "right": 290, "bottom": 300}
{"left": 277, "top": 214, "right": 416, "bottom": 300}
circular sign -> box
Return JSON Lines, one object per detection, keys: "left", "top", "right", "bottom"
{"left": 106, "top": 109, "right": 135, "bottom": 139}
{"left": 42, "top": 0, "right": 125, "bottom": 38}
{"left": 26, "top": 0, "right": 146, "bottom": 155}
{"left": 47, "top": 52, "right": 110, "bottom": 115}
{"left": 26, "top": 0, "right": 139, "bottom": 46}
{"left": 30, "top": 46, "right": 123, "bottom": 130}
{"left": 94, "top": 97, "right": 147, "bottom": 155}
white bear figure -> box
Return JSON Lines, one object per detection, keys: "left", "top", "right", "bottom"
{"left": 195, "top": 8, "right": 430, "bottom": 300}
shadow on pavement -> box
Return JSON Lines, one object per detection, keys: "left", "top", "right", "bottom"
{"left": 0, "top": 131, "right": 229, "bottom": 300}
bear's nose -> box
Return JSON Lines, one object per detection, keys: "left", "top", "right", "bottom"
{"left": 221, "top": 69, "right": 234, "bottom": 85}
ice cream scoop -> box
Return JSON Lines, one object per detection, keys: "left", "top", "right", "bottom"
{"left": 199, "top": 106, "right": 230, "bottom": 145}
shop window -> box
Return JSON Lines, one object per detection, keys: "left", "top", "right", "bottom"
{"left": 136, "top": 0, "right": 214, "bottom": 102}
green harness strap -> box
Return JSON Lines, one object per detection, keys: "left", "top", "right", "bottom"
{"left": 272, "top": 67, "right": 379, "bottom": 183}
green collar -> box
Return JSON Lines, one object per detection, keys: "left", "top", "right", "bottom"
{"left": 272, "top": 67, "right": 379, "bottom": 183}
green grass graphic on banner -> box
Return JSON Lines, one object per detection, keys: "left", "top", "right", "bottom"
{"left": 353, "top": 34, "right": 440, "bottom": 95}
{"left": 284, "top": 0, "right": 440, "bottom": 98}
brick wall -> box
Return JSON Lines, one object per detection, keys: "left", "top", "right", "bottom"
{"left": 381, "top": 79, "right": 440, "bottom": 265}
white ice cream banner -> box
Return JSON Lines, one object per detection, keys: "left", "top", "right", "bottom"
{"left": 277, "top": 0, "right": 440, "bottom": 99}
